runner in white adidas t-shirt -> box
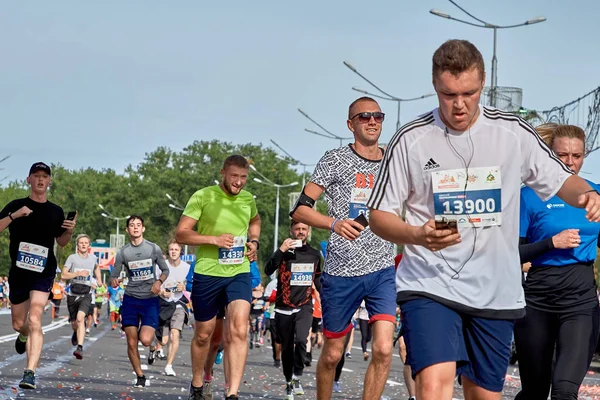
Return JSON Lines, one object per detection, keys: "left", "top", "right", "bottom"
{"left": 368, "top": 39, "right": 600, "bottom": 400}
{"left": 291, "top": 97, "right": 395, "bottom": 400}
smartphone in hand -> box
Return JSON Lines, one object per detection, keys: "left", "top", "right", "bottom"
{"left": 354, "top": 213, "right": 369, "bottom": 228}
{"left": 66, "top": 211, "right": 77, "bottom": 221}
{"left": 435, "top": 217, "right": 458, "bottom": 233}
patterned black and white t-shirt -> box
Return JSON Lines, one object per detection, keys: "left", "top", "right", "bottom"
{"left": 311, "top": 144, "right": 394, "bottom": 277}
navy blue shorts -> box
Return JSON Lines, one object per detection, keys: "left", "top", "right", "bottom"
{"left": 121, "top": 295, "right": 160, "bottom": 330}
{"left": 8, "top": 274, "right": 54, "bottom": 305}
{"left": 192, "top": 273, "right": 251, "bottom": 322}
{"left": 401, "top": 298, "right": 514, "bottom": 392}
{"left": 321, "top": 267, "right": 396, "bottom": 338}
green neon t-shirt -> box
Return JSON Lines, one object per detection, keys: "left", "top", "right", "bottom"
{"left": 183, "top": 185, "right": 257, "bottom": 278}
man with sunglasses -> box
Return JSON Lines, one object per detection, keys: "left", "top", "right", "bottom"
{"left": 291, "top": 97, "right": 395, "bottom": 400}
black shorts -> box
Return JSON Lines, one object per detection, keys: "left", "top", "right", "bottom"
{"left": 67, "top": 294, "right": 92, "bottom": 322}
{"left": 269, "top": 318, "right": 278, "bottom": 342}
{"left": 8, "top": 275, "right": 54, "bottom": 305}
{"left": 311, "top": 317, "right": 322, "bottom": 333}
{"left": 87, "top": 303, "right": 95, "bottom": 317}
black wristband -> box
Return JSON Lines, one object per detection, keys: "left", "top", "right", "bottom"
{"left": 8, "top": 212, "right": 14, "bottom": 221}
{"left": 584, "top": 189, "right": 600, "bottom": 195}
{"left": 250, "top": 239, "right": 260, "bottom": 250}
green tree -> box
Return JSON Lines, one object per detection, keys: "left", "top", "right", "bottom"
{"left": 0, "top": 140, "right": 331, "bottom": 277}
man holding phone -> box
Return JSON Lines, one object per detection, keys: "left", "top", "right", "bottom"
{"left": 0, "top": 162, "right": 76, "bottom": 389}
{"left": 367, "top": 40, "right": 600, "bottom": 399}
{"left": 290, "top": 97, "right": 395, "bottom": 400}
{"left": 265, "top": 220, "right": 321, "bottom": 399}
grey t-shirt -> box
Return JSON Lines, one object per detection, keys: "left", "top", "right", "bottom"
{"left": 110, "top": 239, "right": 169, "bottom": 299}
{"left": 64, "top": 253, "right": 98, "bottom": 296}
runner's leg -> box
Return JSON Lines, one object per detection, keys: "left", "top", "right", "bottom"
{"left": 124, "top": 326, "right": 144, "bottom": 376}
{"left": 318, "top": 335, "right": 347, "bottom": 400}
{"left": 25, "top": 291, "right": 49, "bottom": 371}
{"left": 225, "top": 299, "right": 251, "bottom": 396}
{"left": 363, "top": 320, "right": 394, "bottom": 399}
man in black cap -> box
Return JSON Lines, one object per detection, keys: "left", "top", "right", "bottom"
{"left": 0, "top": 162, "right": 77, "bottom": 390}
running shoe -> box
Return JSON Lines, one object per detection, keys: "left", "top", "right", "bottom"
{"left": 345, "top": 351, "right": 352, "bottom": 359}
{"left": 71, "top": 331, "right": 78, "bottom": 346}
{"left": 304, "top": 351, "right": 312, "bottom": 367}
{"left": 157, "top": 350, "right": 166, "bottom": 360}
{"left": 273, "top": 359, "right": 281, "bottom": 368}
{"left": 215, "top": 349, "right": 224, "bottom": 365}
{"left": 284, "top": 382, "right": 294, "bottom": 400}
{"left": 187, "top": 385, "right": 205, "bottom": 400}
{"left": 164, "top": 364, "right": 176, "bottom": 376}
{"left": 225, "top": 395, "right": 239, "bottom": 400}
{"left": 292, "top": 378, "right": 304, "bottom": 395}
{"left": 333, "top": 381, "right": 342, "bottom": 393}
{"left": 148, "top": 347, "right": 155, "bottom": 365}
{"left": 134, "top": 375, "right": 147, "bottom": 388}
{"left": 364, "top": 351, "right": 370, "bottom": 361}
{"left": 15, "top": 335, "right": 27, "bottom": 355}
{"left": 73, "top": 345, "right": 83, "bottom": 360}
{"left": 19, "top": 369, "right": 36, "bottom": 389}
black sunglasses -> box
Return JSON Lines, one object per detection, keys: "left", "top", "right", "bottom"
{"left": 350, "top": 112, "right": 385, "bottom": 123}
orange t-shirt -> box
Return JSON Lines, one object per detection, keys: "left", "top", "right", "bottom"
{"left": 312, "top": 292, "right": 322, "bottom": 318}
{"left": 52, "top": 283, "right": 64, "bottom": 300}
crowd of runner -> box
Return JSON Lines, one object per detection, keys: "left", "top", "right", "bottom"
{"left": 1, "top": 39, "right": 600, "bottom": 400}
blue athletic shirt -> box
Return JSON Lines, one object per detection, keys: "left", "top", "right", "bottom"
{"left": 520, "top": 180, "right": 600, "bottom": 266}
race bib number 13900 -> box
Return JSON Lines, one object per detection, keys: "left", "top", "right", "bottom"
{"left": 432, "top": 167, "right": 502, "bottom": 228}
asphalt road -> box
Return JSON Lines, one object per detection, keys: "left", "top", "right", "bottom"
{"left": 2, "top": 309, "right": 600, "bottom": 399}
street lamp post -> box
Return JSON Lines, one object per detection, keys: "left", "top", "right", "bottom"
{"left": 270, "top": 139, "right": 316, "bottom": 188}
{"left": 298, "top": 109, "right": 353, "bottom": 147}
{"left": 430, "top": 1, "right": 546, "bottom": 107}
{"left": 165, "top": 193, "right": 188, "bottom": 256}
{"left": 249, "top": 165, "right": 298, "bottom": 252}
{"left": 343, "top": 61, "right": 435, "bottom": 131}
{"left": 98, "top": 204, "right": 130, "bottom": 248}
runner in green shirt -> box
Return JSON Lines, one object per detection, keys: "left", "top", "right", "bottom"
{"left": 93, "top": 284, "right": 107, "bottom": 327}
{"left": 176, "top": 155, "right": 260, "bottom": 400}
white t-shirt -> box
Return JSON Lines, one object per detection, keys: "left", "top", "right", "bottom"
{"left": 265, "top": 279, "right": 278, "bottom": 319}
{"left": 368, "top": 106, "right": 572, "bottom": 319}
{"left": 310, "top": 145, "right": 394, "bottom": 277}
{"left": 159, "top": 260, "right": 191, "bottom": 306}
{"left": 358, "top": 300, "right": 369, "bottom": 320}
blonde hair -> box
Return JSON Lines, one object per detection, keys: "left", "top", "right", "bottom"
{"left": 76, "top": 234, "right": 91, "bottom": 244}
{"left": 536, "top": 123, "right": 586, "bottom": 149}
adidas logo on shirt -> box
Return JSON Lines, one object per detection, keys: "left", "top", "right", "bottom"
{"left": 423, "top": 158, "right": 440, "bottom": 171}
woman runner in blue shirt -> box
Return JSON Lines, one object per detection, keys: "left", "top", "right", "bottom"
{"left": 516, "top": 123, "right": 600, "bottom": 400}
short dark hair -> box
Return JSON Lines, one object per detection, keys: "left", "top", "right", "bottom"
{"left": 348, "top": 96, "right": 379, "bottom": 119}
{"left": 432, "top": 39, "right": 485, "bottom": 80}
{"left": 223, "top": 155, "right": 249, "bottom": 170}
{"left": 126, "top": 215, "right": 144, "bottom": 226}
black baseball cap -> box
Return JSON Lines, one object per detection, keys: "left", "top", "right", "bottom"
{"left": 29, "top": 162, "right": 52, "bottom": 176}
